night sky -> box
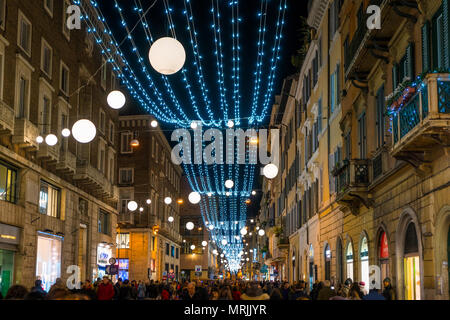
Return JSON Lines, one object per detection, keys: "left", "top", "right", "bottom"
{"left": 98, "top": 0, "right": 308, "bottom": 218}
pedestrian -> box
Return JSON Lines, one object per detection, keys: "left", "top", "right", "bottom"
{"left": 48, "top": 278, "right": 68, "bottom": 299}
{"left": 97, "top": 276, "right": 115, "bottom": 300}
{"left": 137, "top": 280, "right": 146, "bottom": 300}
{"left": 182, "top": 282, "right": 201, "bottom": 300}
{"left": 342, "top": 278, "right": 352, "bottom": 298}
{"left": 5, "top": 285, "right": 28, "bottom": 300}
{"left": 231, "top": 285, "right": 241, "bottom": 300}
{"left": 382, "top": 277, "right": 396, "bottom": 300}
{"left": 119, "top": 279, "right": 133, "bottom": 300}
{"left": 269, "top": 288, "right": 283, "bottom": 300}
{"left": 363, "top": 281, "right": 386, "bottom": 300}
{"left": 30, "top": 279, "right": 47, "bottom": 299}
{"left": 317, "top": 280, "right": 336, "bottom": 300}
{"left": 218, "top": 286, "right": 232, "bottom": 300}
{"left": 241, "top": 282, "right": 270, "bottom": 300}
{"left": 80, "top": 280, "right": 96, "bottom": 300}
{"left": 349, "top": 282, "right": 362, "bottom": 300}
{"left": 289, "top": 281, "right": 309, "bottom": 300}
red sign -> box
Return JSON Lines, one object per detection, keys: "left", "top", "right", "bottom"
{"left": 379, "top": 232, "right": 389, "bottom": 259}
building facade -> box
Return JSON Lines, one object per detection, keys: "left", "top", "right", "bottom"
{"left": 260, "top": 0, "right": 450, "bottom": 300}
{"left": 0, "top": 0, "right": 120, "bottom": 295}
{"left": 116, "top": 115, "right": 182, "bottom": 282}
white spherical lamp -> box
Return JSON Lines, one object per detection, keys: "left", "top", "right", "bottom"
{"left": 45, "top": 134, "right": 58, "bottom": 146}
{"left": 127, "top": 201, "right": 138, "bottom": 212}
{"left": 107, "top": 90, "right": 126, "bottom": 109}
{"left": 61, "top": 128, "right": 71, "bottom": 137}
{"left": 190, "top": 244, "right": 195, "bottom": 250}
{"left": 72, "top": 119, "right": 96, "bottom": 143}
{"left": 186, "top": 222, "right": 194, "bottom": 230}
{"left": 146, "top": 199, "right": 152, "bottom": 205}
{"left": 225, "top": 179, "right": 234, "bottom": 189}
{"left": 168, "top": 216, "right": 174, "bottom": 222}
{"left": 263, "top": 163, "right": 279, "bottom": 179}
{"left": 252, "top": 190, "right": 257, "bottom": 196}
{"left": 149, "top": 37, "right": 186, "bottom": 75}
{"left": 188, "top": 192, "right": 201, "bottom": 204}
{"left": 227, "top": 120, "right": 234, "bottom": 128}
{"left": 164, "top": 197, "right": 172, "bottom": 205}
{"left": 258, "top": 229, "right": 265, "bottom": 236}
{"left": 151, "top": 120, "right": 158, "bottom": 128}
{"left": 202, "top": 241, "right": 207, "bottom": 247}
{"left": 221, "top": 239, "right": 227, "bottom": 246}
{"left": 190, "top": 121, "right": 198, "bottom": 130}
{"left": 36, "top": 136, "right": 44, "bottom": 144}
{"left": 212, "top": 249, "right": 218, "bottom": 255}
{"left": 208, "top": 224, "right": 214, "bottom": 231}
{"left": 139, "top": 207, "right": 144, "bottom": 212}
{"left": 240, "top": 227, "right": 248, "bottom": 236}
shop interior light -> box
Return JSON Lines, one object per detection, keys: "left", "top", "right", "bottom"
{"left": 258, "top": 229, "right": 265, "bottom": 236}
{"left": 139, "top": 207, "right": 144, "bottom": 212}
{"left": 190, "top": 244, "right": 195, "bottom": 250}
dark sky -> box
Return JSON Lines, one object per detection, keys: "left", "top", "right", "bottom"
{"left": 98, "top": 0, "right": 308, "bottom": 125}
{"left": 98, "top": 0, "right": 308, "bottom": 218}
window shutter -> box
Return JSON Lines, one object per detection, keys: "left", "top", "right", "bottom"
{"left": 336, "top": 63, "right": 341, "bottom": 105}
{"left": 422, "top": 22, "right": 431, "bottom": 72}
{"left": 392, "top": 64, "right": 399, "bottom": 90}
{"left": 406, "top": 44, "right": 414, "bottom": 79}
{"left": 444, "top": 0, "right": 450, "bottom": 68}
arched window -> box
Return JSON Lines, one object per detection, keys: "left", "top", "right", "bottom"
{"left": 378, "top": 231, "right": 389, "bottom": 282}
{"left": 324, "top": 243, "right": 331, "bottom": 281}
{"left": 336, "top": 238, "right": 344, "bottom": 284}
{"left": 346, "top": 242, "right": 353, "bottom": 281}
{"left": 404, "top": 222, "right": 421, "bottom": 300}
{"left": 360, "top": 236, "right": 369, "bottom": 293}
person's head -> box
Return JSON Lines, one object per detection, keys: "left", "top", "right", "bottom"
{"left": 187, "top": 282, "right": 196, "bottom": 296}
{"left": 323, "top": 280, "right": 331, "bottom": 288}
{"left": 383, "top": 277, "right": 391, "bottom": 288}
{"left": 47, "top": 288, "right": 69, "bottom": 300}
{"left": 102, "top": 276, "right": 109, "bottom": 285}
{"left": 34, "top": 279, "right": 42, "bottom": 288}
{"left": 54, "top": 278, "right": 63, "bottom": 286}
{"left": 270, "top": 288, "right": 282, "bottom": 300}
{"left": 344, "top": 278, "right": 352, "bottom": 286}
{"left": 24, "top": 291, "right": 47, "bottom": 300}
{"left": 211, "top": 289, "right": 219, "bottom": 299}
{"left": 5, "top": 285, "right": 28, "bottom": 300}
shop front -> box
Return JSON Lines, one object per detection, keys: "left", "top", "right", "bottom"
{"left": 360, "top": 236, "right": 369, "bottom": 293}
{"left": 95, "top": 243, "right": 113, "bottom": 280}
{"left": 403, "top": 222, "right": 421, "bottom": 300}
{"left": 346, "top": 242, "right": 354, "bottom": 281}
{"left": 36, "top": 232, "right": 63, "bottom": 292}
{"left": 0, "top": 224, "right": 20, "bottom": 297}
{"left": 378, "top": 231, "right": 390, "bottom": 281}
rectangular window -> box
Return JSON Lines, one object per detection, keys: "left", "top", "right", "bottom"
{"left": 171, "top": 245, "right": 175, "bottom": 257}
{"left": 0, "top": 0, "right": 6, "bottom": 29}
{"left": 119, "top": 168, "right": 134, "bottom": 184}
{"left": 0, "top": 52, "right": 4, "bottom": 100}
{"left": 39, "top": 181, "right": 61, "bottom": 218}
{"left": 116, "top": 233, "right": 130, "bottom": 249}
{"left": 60, "top": 62, "right": 69, "bottom": 96}
{"left": 358, "top": 112, "right": 367, "bottom": 158}
{"left": 344, "top": 131, "right": 351, "bottom": 160}
{"left": 18, "top": 12, "right": 32, "bottom": 56}
{"left": 40, "top": 95, "right": 51, "bottom": 135}
{"left": 318, "top": 98, "right": 323, "bottom": 132}
{"left": 18, "top": 76, "right": 29, "bottom": 119}
{"left": 99, "top": 110, "right": 106, "bottom": 133}
{"left": 121, "top": 132, "right": 132, "bottom": 154}
{"left": 120, "top": 199, "right": 131, "bottom": 214}
{"left": 109, "top": 121, "right": 114, "bottom": 143}
{"left": 0, "top": 162, "right": 17, "bottom": 203}
{"left": 101, "top": 58, "right": 107, "bottom": 89}
{"left": 41, "top": 39, "right": 53, "bottom": 78}
{"left": 62, "top": 0, "right": 70, "bottom": 40}
{"left": 44, "top": 0, "right": 54, "bottom": 16}
{"left": 165, "top": 243, "right": 170, "bottom": 256}
{"left": 330, "top": 72, "right": 336, "bottom": 114}
{"left": 176, "top": 248, "right": 179, "bottom": 259}
{"left": 79, "top": 198, "right": 88, "bottom": 216}
{"left": 376, "top": 85, "right": 385, "bottom": 149}
{"left": 98, "top": 210, "right": 110, "bottom": 235}
{"left": 111, "top": 73, "right": 116, "bottom": 90}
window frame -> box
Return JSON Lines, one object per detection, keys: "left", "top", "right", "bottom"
{"left": 121, "top": 131, "right": 133, "bottom": 154}
{"left": 62, "top": 0, "right": 71, "bottom": 41}
{"left": 59, "top": 61, "right": 70, "bottom": 96}
{"left": 41, "top": 38, "right": 53, "bottom": 79}
{"left": 44, "top": 0, "right": 54, "bottom": 17}
{"left": 99, "top": 109, "right": 106, "bottom": 133}
{"left": 101, "top": 58, "right": 107, "bottom": 90}
{"left": 0, "top": 0, "right": 6, "bottom": 30}
{"left": 119, "top": 168, "right": 134, "bottom": 185}
{"left": 18, "top": 10, "right": 32, "bottom": 57}
{"left": 0, "top": 161, "right": 18, "bottom": 204}
{"left": 39, "top": 180, "right": 61, "bottom": 219}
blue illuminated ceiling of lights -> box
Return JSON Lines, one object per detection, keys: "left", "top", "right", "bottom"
{"left": 78, "top": 0, "right": 288, "bottom": 269}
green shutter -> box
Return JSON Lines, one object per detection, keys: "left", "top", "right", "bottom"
{"left": 406, "top": 44, "right": 414, "bottom": 79}
{"left": 443, "top": 0, "right": 450, "bottom": 68}
{"left": 422, "top": 22, "right": 431, "bottom": 72}
{"left": 393, "top": 64, "right": 399, "bottom": 90}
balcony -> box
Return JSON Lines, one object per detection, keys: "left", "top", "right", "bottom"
{"left": 277, "top": 237, "right": 289, "bottom": 251}
{"left": 118, "top": 212, "right": 134, "bottom": 225}
{"left": 12, "top": 118, "right": 39, "bottom": 150}
{"left": 0, "top": 100, "right": 14, "bottom": 135}
{"left": 73, "top": 160, "right": 114, "bottom": 198}
{"left": 37, "top": 143, "right": 59, "bottom": 163}
{"left": 56, "top": 150, "right": 77, "bottom": 174}
{"left": 334, "top": 159, "right": 373, "bottom": 215}
{"left": 391, "top": 73, "right": 450, "bottom": 167}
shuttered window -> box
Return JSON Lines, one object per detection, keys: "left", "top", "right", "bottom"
{"left": 422, "top": 22, "right": 431, "bottom": 72}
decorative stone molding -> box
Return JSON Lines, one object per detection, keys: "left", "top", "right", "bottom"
{"left": 307, "top": 0, "right": 329, "bottom": 30}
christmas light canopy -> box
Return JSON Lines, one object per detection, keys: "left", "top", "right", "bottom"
{"left": 107, "top": 90, "right": 126, "bottom": 109}
{"left": 148, "top": 37, "right": 186, "bottom": 75}
{"left": 72, "top": 119, "right": 96, "bottom": 144}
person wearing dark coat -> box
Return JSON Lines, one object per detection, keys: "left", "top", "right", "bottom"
{"left": 317, "top": 280, "right": 336, "bottom": 300}
{"left": 382, "top": 278, "right": 396, "bottom": 300}
{"left": 118, "top": 279, "right": 133, "bottom": 300}
{"left": 182, "top": 282, "right": 202, "bottom": 300}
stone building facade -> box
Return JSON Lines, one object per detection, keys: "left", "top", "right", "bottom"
{"left": 0, "top": 0, "right": 120, "bottom": 295}
{"left": 116, "top": 115, "right": 182, "bottom": 282}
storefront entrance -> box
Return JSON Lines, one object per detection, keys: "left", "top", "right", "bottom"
{"left": 379, "top": 231, "right": 390, "bottom": 282}
{"left": 360, "top": 237, "right": 369, "bottom": 293}
{"left": 403, "top": 222, "right": 421, "bottom": 300}
{"left": 346, "top": 242, "right": 353, "bottom": 281}
{"left": 0, "top": 249, "right": 14, "bottom": 297}
{"left": 36, "top": 233, "right": 62, "bottom": 292}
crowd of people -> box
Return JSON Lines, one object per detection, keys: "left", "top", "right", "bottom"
{"left": 0, "top": 276, "right": 396, "bottom": 300}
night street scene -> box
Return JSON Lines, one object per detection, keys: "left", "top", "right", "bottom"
{"left": 0, "top": 0, "right": 449, "bottom": 310}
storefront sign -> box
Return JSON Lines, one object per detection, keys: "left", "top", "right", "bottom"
{"left": 97, "top": 245, "right": 112, "bottom": 267}
{"left": 0, "top": 224, "right": 21, "bottom": 246}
